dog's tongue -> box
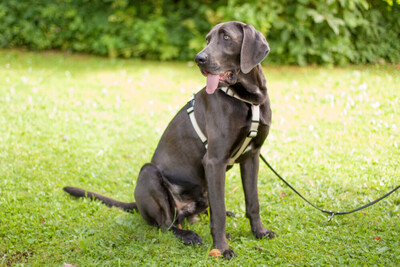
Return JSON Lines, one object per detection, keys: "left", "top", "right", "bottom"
{"left": 206, "top": 74, "right": 219, "bottom": 94}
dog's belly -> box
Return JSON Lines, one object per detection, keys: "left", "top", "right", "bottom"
{"left": 163, "top": 179, "right": 209, "bottom": 218}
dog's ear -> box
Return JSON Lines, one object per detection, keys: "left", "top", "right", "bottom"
{"left": 240, "top": 24, "right": 270, "bottom": 74}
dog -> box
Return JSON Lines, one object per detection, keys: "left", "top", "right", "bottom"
{"left": 64, "top": 21, "right": 276, "bottom": 259}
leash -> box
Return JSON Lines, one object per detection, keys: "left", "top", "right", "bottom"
{"left": 260, "top": 154, "right": 400, "bottom": 221}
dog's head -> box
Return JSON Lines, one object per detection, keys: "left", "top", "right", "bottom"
{"left": 195, "top": 21, "right": 270, "bottom": 94}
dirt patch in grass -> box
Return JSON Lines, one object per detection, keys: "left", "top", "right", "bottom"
{"left": 1, "top": 250, "right": 33, "bottom": 266}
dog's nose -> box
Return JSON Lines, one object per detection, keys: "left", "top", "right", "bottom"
{"left": 195, "top": 53, "right": 208, "bottom": 65}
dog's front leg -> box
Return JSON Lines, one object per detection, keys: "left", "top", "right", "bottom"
{"left": 240, "top": 152, "right": 277, "bottom": 239}
{"left": 203, "top": 156, "right": 235, "bottom": 259}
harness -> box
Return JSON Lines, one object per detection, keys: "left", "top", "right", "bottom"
{"left": 187, "top": 87, "right": 260, "bottom": 166}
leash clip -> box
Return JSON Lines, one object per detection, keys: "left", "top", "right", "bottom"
{"left": 327, "top": 212, "right": 335, "bottom": 222}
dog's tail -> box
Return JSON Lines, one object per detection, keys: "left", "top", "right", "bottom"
{"left": 63, "top": 186, "right": 137, "bottom": 213}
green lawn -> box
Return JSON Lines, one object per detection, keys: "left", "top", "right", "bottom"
{"left": 0, "top": 50, "right": 399, "bottom": 266}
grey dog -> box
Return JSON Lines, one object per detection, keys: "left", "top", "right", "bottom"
{"left": 64, "top": 21, "right": 276, "bottom": 259}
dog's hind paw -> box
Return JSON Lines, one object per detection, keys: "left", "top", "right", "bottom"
{"left": 226, "top": 211, "right": 236, "bottom": 217}
{"left": 255, "top": 229, "right": 278, "bottom": 239}
{"left": 181, "top": 231, "right": 203, "bottom": 245}
{"left": 171, "top": 227, "right": 202, "bottom": 245}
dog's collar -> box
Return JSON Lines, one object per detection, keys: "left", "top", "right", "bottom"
{"left": 187, "top": 87, "right": 260, "bottom": 166}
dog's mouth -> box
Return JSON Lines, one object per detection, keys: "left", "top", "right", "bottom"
{"left": 201, "top": 70, "right": 234, "bottom": 94}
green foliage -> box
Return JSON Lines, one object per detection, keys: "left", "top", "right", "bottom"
{"left": 220, "top": 0, "right": 400, "bottom": 65}
{"left": 0, "top": 0, "right": 399, "bottom": 64}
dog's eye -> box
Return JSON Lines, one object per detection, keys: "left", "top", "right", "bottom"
{"left": 206, "top": 38, "right": 210, "bottom": 44}
{"left": 223, "top": 35, "right": 231, "bottom": 40}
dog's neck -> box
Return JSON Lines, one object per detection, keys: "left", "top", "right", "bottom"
{"left": 230, "top": 64, "right": 268, "bottom": 105}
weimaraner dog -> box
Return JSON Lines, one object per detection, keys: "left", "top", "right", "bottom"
{"left": 64, "top": 21, "right": 276, "bottom": 259}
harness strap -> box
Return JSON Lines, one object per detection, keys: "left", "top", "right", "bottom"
{"left": 187, "top": 97, "right": 208, "bottom": 148}
{"left": 187, "top": 87, "right": 260, "bottom": 166}
{"left": 220, "top": 87, "right": 255, "bottom": 105}
{"left": 227, "top": 104, "right": 259, "bottom": 166}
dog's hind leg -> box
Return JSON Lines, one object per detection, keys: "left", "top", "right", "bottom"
{"left": 134, "top": 163, "right": 202, "bottom": 245}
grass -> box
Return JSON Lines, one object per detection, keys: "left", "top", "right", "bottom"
{"left": 0, "top": 49, "right": 399, "bottom": 266}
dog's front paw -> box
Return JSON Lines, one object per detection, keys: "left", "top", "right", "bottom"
{"left": 222, "top": 248, "right": 235, "bottom": 260}
{"left": 254, "top": 229, "right": 278, "bottom": 239}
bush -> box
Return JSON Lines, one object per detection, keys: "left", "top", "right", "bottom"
{"left": 0, "top": 0, "right": 399, "bottom": 64}
{"left": 218, "top": 0, "right": 400, "bottom": 65}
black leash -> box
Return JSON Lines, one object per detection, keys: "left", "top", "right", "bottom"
{"left": 260, "top": 154, "right": 400, "bottom": 221}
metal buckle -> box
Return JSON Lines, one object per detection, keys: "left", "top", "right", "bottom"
{"left": 248, "top": 130, "right": 258, "bottom": 137}
{"left": 187, "top": 106, "right": 194, "bottom": 114}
